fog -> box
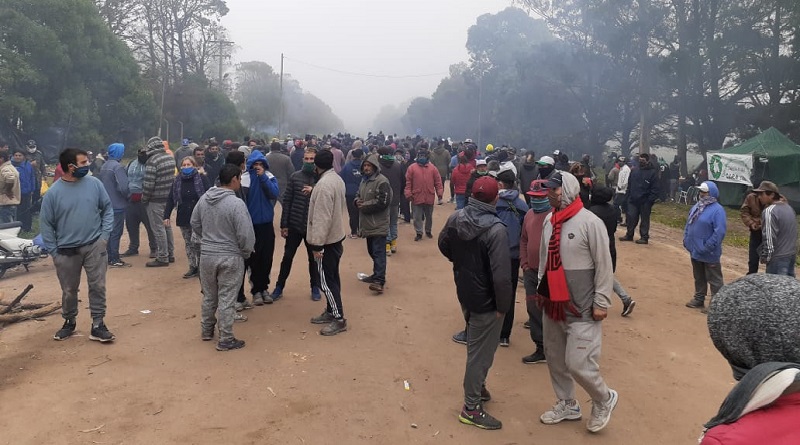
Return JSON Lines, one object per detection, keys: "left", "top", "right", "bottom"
{"left": 222, "top": 0, "right": 512, "bottom": 135}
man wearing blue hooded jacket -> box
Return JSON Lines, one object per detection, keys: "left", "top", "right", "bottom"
{"left": 245, "top": 151, "right": 280, "bottom": 306}
{"left": 683, "top": 181, "right": 726, "bottom": 312}
{"left": 99, "top": 143, "right": 130, "bottom": 267}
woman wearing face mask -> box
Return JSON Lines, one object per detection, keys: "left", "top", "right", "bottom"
{"left": 164, "top": 157, "right": 210, "bottom": 278}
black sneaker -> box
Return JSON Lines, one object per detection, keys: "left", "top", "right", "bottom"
{"left": 216, "top": 338, "right": 245, "bottom": 351}
{"left": 89, "top": 323, "right": 115, "bottom": 342}
{"left": 685, "top": 299, "right": 705, "bottom": 309}
{"left": 414, "top": 233, "right": 422, "bottom": 241}
{"left": 622, "top": 300, "right": 636, "bottom": 317}
{"left": 201, "top": 329, "right": 214, "bottom": 341}
{"left": 54, "top": 320, "right": 76, "bottom": 341}
{"left": 458, "top": 403, "right": 502, "bottom": 430}
{"left": 635, "top": 238, "right": 649, "bottom": 245}
{"left": 452, "top": 330, "right": 467, "bottom": 345}
{"left": 522, "top": 350, "right": 547, "bottom": 364}
{"left": 369, "top": 282, "right": 384, "bottom": 293}
{"left": 320, "top": 319, "right": 347, "bottom": 336}
{"left": 183, "top": 267, "right": 198, "bottom": 279}
{"left": 108, "top": 260, "right": 131, "bottom": 268}
{"left": 618, "top": 236, "right": 633, "bottom": 242}
{"left": 426, "top": 232, "right": 433, "bottom": 239}
{"left": 523, "top": 320, "right": 531, "bottom": 329}
{"left": 310, "top": 311, "right": 336, "bottom": 324}
{"left": 120, "top": 250, "right": 138, "bottom": 257}
{"left": 145, "top": 260, "right": 169, "bottom": 267}
{"left": 357, "top": 272, "right": 376, "bottom": 283}
{"left": 499, "top": 337, "right": 510, "bottom": 347}
{"left": 480, "top": 386, "right": 491, "bottom": 402}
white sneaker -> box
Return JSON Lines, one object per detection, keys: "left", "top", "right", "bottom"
{"left": 587, "top": 389, "right": 618, "bottom": 433}
{"left": 253, "top": 293, "right": 264, "bottom": 306}
{"left": 233, "top": 312, "right": 248, "bottom": 323}
{"left": 540, "top": 399, "right": 582, "bottom": 425}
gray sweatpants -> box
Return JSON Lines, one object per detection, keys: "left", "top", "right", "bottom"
{"left": 200, "top": 255, "right": 244, "bottom": 342}
{"left": 543, "top": 316, "right": 610, "bottom": 403}
{"left": 147, "top": 201, "right": 174, "bottom": 263}
{"left": 412, "top": 204, "right": 433, "bottom": 235}
{"left": 180, "top": 226, "right": 200, "bottom": 269}
{"left": 691, "top": 259, "right": 724, "bottom": 304}
{"left": 462, "top": 308, "right": 503, "bottom": 407}
{"left": 53, "top": 238, "right": 108, "bottom": 324}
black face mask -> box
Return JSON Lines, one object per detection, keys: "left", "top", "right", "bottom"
{"left": 539, "top": 166, "right": 554, "bottom": 178}
{"left": 137, "top": 154, "right": 148, "bottom": 164}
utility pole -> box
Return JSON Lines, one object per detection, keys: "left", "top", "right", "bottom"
{"left": 477, "top": 74, "right": 483, "bottom": 151}
{"left": 278, "top": 53, "right": 284, "bottom": 138}
{"left": 210, "top": 34, "right": 234, "bottom": 91}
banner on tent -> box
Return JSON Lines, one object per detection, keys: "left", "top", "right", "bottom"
{"left": 708, "top": 153, "right": 753, "bottom": 186}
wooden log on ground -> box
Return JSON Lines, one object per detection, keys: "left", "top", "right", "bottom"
{"left": 0, "top": 302, "right": 48, "bottom": 310}
{"left": 0, "top": 284, "right": 34, "bottom": 315}
{"left": 0, "top": 302, "right": 61, "bottom": 324}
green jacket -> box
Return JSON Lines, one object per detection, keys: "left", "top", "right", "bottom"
{"left": 357, "top": 154, "right": 393, "bottom": 237}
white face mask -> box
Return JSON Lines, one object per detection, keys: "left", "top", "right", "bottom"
{"left": 27, "top": 147, "right": 36, "bottom": 153}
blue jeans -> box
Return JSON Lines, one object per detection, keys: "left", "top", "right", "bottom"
{"left": 455, "top": 194, "right": 466, "bottom": 210}
{"left": 766, "top": 255, "right": 796, "bottom": 277}
{"left": 107, "top": 210, "right": 126, "bottom": 262}
{"left": 387, "top": 204, "right": 399, "bottom": 242}
{"left": 0, "top": 205, "right": 16, "bottom": 223}
{"left": 366, "top": 236, "right": 387, "bottom": 284}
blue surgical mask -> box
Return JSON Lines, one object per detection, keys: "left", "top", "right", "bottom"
{"left": 416, "top": 157, "right": 428, "bottom": 165}
{"left": 180, "top": 167, "right": 196, "bottom": 176}
{"left": 73, "top": 165, "right": 90, "bottom": 178}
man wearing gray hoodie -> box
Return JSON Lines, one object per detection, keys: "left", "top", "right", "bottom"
{"left": 191, "top": 164, "right": 255, "bottom": 351}
{"left": 537, "top": 171, "right": 617, "bottom": 433}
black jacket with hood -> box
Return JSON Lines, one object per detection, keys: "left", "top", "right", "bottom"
{"left": 438, "top": 199, "right": 512, "bottom": 314}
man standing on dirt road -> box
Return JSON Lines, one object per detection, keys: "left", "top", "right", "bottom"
{"left": 755, "top": 181, "right": 798, "bottom": 276}
{"left": 355, "top": 154, "right": 392, "bottom": 293}
{"left": 191, "top": 164, "right": 255, "bottom": 351}
{"left": 307, "top": 149, "right": 349, "bottom": 336}
{"left": 619, "top": 153, "right": 658, "bottom": 243}
{"left": 41, "top": 148, "right": 115, "bottom": 343}
{"left": 537, "top": 171, "right": 618, "bottom": 434}
{"left": 439, "top": 176, "right": 512, "bottom": 431}
{"left": 683, "top": 182, "right": 726, "bottom": 313}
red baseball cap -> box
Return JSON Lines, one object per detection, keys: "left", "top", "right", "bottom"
{"left": 472, "top": 176, "right": 499, "bottom": 203}
{"left": 526, "top": 179, "right": 549, "bottom": 197}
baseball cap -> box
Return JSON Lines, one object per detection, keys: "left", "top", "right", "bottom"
{"left": 553, "top": 150, "right": 561, "bottom": 156}
{"left": 752, "top": 181, "right": 779, "bottom": 194}
{"left": 698, "top": 182, "right": 710, "bottom": 193}
{"left": 544, "top": 171, "right": 564, "bottom": 189}
{"left": 527, "top": 179, "right": 548, "bottom": 197}
{"left": 472, "top": 176, "right": 499, "bottom": 203}
{"left": 464, "top": 138, "right": 473, "bottom": 143}
{"left": 536, "top": 155, "right": 555, "bottom": 166}
{"left": 475, "top": 159, "right": 487, "bottom": 166}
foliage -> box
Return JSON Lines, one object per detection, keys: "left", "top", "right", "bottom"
{"left": 0, "top": 0, "right": 157, "bottom": 147}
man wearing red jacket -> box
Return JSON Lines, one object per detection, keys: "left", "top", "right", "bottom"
{"left": 404, "top": 146, "right": 443, "bottom": 241}
{"left": 450, "top": 152, "right": 475, "bottom": 210}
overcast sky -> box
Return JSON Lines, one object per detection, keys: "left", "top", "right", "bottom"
{"left": 222, "top": 0, "right": 513, "bottom": 134}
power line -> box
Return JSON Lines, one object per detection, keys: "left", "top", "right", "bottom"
{"left": 283, "top": 55, "right": 448, "bottom": 79}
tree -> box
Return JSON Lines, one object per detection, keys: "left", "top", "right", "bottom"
{"left": 233, "top": 61, "right": 281, "bottom": 133}
{"left": 0, "top": 0, "right": 156, "bottom": 148}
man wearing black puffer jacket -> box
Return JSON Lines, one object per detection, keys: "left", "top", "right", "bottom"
{"left": 620, "top": 153, "right": 659, "bottom": 244}
{"left": 439, "top": 176, "right": 511, "bottom": 431}
{"left": 271, "top": 148, "right": 321, "bottom": 302}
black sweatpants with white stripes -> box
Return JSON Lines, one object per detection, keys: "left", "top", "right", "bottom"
{"left": 317, "top": 241, "right": 344, "bottom": 320}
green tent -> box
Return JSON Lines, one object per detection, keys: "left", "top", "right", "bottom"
{"left": 714, "top": 127, "right": 800, "bottom": 210}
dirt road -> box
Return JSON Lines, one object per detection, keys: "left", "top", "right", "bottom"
{"left": 0, "top": 203, "right": 745, "bottom": 444}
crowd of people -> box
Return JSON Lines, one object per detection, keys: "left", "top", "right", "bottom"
{"left": 2, "top": 131, "right": 798, "bottom": 441}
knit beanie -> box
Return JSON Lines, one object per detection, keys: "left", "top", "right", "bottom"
{"left": 146, "top": 137, "right": 164, "bottom": 151}
{"left": 315, "top": 149, "right": 334, "bottom": 170}
{"left": 707, "top": 274, "right": 800, "bottom": 380}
